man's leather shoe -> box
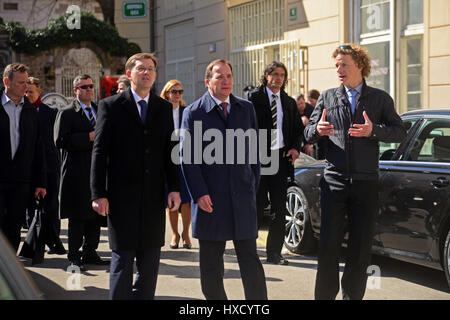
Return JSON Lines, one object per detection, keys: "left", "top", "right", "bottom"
{"left": 47, "top": 245, "right": 67, "bottom": 255}
{"left": 82, "top": 253, "right": 110, "bottom": 265}
{"left": 266, "top": 254, "right": 289, "bottom": 265}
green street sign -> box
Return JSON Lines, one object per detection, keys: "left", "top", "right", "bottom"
{"left": 123, "top": 1, "right": 147, "bottom": 19}
{"left": 289, "top": 7, "right": 297, "bottom": 21}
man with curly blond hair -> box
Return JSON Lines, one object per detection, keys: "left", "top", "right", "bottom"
{"left": 305, "top": 43, "right": 406, "bottom": 300}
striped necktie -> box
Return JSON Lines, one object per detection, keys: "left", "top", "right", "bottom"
{"left": 270, "top": 94, "right": 278, "bottom": 148}
{"left": 271, "top": 94, "right": 278, "bottom": 129}
{"left": 85, "top": 107, "right": 96, "bottom": 128}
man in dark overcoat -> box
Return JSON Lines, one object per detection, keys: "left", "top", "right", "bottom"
{"left": 91, "top": 53, "right": 180, "bottom": 300}
{"left": 248, "top": 61, "right": 303, "bottom": 266}
{"left": 181, "top": 59, "right": 267, "bottom": 300}
{"left": 54, "top": 74, "right": 107, "bottom": 271}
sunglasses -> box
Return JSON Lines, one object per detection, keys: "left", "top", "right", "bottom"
{"left": 339, "top": 45, "right": 353, "bottom": 50}
{"left": 77, "top": 84, "right": 94, "bottom": 90}
{"left": 170, "top": 89, "right": 184, "bottom": 94}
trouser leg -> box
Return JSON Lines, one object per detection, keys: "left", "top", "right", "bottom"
{"left": 109, "top": 249, "right": 135, "bottom": 300}
{"left": 234, "top": 238, "right": 267, "bottom": 300}
{"left": 199, "top": 240, "right": 227, "bottom": 300}
{"left": 133, "top": 247, "right": 161, "bottom": 300}
{"left": 314, "top": 178, "right": 348, "bottom": 300}
{"left": 341, "top": 180, "right": 378, "bottom": 300}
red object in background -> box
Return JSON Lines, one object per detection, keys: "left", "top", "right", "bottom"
{"left": 100, "top": 76, "right": 119, "bottom": 99}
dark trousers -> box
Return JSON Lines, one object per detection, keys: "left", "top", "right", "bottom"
{"left": 67, "top": 217, "right": 101, "bottom": 262}
{"left": 0, "top": 183, "right": 29, "bottom": 252}
{"left": 109, "top": 247, "right": 161, "bottom": 300}
{"left": 199, "top": 238, "right": 267, "bottom": 300}
{"left": 314, "top": 178, "right": 378, "bottom": 300}
{"left": 257, "top": 150, "right": 288, "bottom": 256}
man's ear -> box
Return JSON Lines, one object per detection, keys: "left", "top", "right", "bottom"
{"left": 3, "top": 77, "right": 9, "bottom": 88}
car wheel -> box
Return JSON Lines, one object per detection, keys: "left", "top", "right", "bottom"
{"left": 284, "top": 186, "right": 317, "bottom": 254}
{"left": 444, "top": 228, "right": 450, "bottom": 289}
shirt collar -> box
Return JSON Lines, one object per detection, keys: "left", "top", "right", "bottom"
{"left": 2, "top": 92, "right": 24, "bottom": 106}
{"left": 208, "top": 92, "right": 230, "bottom": 107}
{"left": 78, "top": 99, "right": 92, "bottom": 110}
{"left": 266, "top": 86, "right": 280, "bottom": 100}
{"left": 344, "top": 82, "right": 363, "bottom": 96}
{"left": 131, "top": 87, "right": 149, "bottom": 104}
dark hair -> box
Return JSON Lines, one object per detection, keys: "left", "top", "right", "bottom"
{"left": 73, "top": 74, "right": 92, "bottom": 88}
{"left": 307, "top": 89, "right": 320, "bottom": 100}
{"left": 3, "top": 63, "right": 29, "bottom": 81}
{"left": 205, "top": 59, "right": 233, "bottom": 80}
{"left": 260, "top": 61, "right": 288, "bottom": 91}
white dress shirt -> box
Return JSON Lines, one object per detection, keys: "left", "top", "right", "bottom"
{"left": 2, "top": 92, "right": 24, "bottom": 159}
{"left": 266, "top": 86, "right": 285, "bottom": 150}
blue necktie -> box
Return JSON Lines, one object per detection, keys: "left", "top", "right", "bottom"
{"left": 348, "top": 89, "right": 358, "bottom": 114}
{"left": 138, "top": 100, "right": 148, "bottom": 123}
{"left": 85, "top": 107, "right": 96, "bottom": 127}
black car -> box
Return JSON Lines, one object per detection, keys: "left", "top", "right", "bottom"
{"left": 285, "top": 108, "right": 450, "bottom": 289}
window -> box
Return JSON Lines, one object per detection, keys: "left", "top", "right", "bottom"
{"left": 353, "top": 0, "right": 394, "bottom": 95}
{"left": 379, "top": 118, "right": 417, "bottom": 160}
{"left": 165, "top": 20, "right": 195, "bottom": 105}
{"left": 405, "top": 119, "right": 450, "bottom": 162}
{"left": 352, "top": 0, "right": 424, "bottom": 112}
{"left": 3, "top": 2, "right": 18, "bottom": 10}
{"left": 401, "top": 0, "right": 423, "bottom": 112}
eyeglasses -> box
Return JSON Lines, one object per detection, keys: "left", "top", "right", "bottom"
{"left": 169, "top": 89, "right": 184, "bottom": 95}
{"left": 339, "top": 45, "right": 353, "bottom": 50}
{"left": 136, "top": 66, "right": 156, "bottom": 73}
{"left": 76, "top": 84, "right": 94, "bottom": 90}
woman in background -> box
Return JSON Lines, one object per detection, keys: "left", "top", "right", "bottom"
{"left": 161, "top": 80, "right": 192, "bottom": 249}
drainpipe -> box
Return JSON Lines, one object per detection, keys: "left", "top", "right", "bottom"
{"left": 149, "top": 0, "right": 155, "bottom": 53}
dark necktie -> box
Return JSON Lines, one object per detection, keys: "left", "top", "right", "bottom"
{"left": 271, "top": 94, "right": 277, "bottom": 129}
{"left": 220, "top": 102, "right": 228, "bottom": 119}
{"left": 85, "top": 107, "right": 96, "bottom": 128}
{"left": 138, "top": 100, "right": 148, "bottom": 123}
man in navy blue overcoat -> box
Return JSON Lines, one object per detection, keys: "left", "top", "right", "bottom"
{"left": 181, "top": 59, "right": 267, "bottom": 300}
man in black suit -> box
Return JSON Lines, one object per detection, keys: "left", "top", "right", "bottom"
{"left": 0, "top": 63, "right": 46, "bottom": 252}
{"left": 249, "top": 61, "right": 303, "bottom": 265}
{"left": 91, "top": 53, "right": 180, "bottom": 300}
{"left": 25, "top": 77, "right": 65, "bottom": 255}
{"left": 54, "top": 74, "right": 108, "bottom": 271}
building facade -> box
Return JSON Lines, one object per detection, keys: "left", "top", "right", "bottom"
{"left": 115, "top": 0, "right": 449, "bottom": 111}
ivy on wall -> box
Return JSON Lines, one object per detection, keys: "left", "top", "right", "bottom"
{"left": 0, "top": 11, "right": 140, "bottom": 57}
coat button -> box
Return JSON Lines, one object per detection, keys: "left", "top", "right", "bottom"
{"left": 145, "top": 149, "right": 150, "bottom": 154}
{"left": 144, "top": 130, "right": 148, "bottom": 135}
{"left": 145, "top": 169, "right": 150, "bottom": 174}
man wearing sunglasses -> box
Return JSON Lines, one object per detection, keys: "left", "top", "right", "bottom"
{"left": 55, "top": 74, "right": 108, "bottom": 272}
{"left": 304, "top": 44, "right": 406, "bottom": 300}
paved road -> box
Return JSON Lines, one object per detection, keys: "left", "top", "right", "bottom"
{"left": 20, "top": 218, "right": 450, "bottom": 300}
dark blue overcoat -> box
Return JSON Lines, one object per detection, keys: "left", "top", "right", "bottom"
{"left": 181, "top": 92, "right": 260, "bottom": 241}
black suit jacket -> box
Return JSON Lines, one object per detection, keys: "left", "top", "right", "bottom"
{"left": 54, "top": 99, "right": 98, "bottom": 219}
{"left": 248, "top": 86, "right": 303, "bottom": 159}
{"left": 91, "top": 88, "right": 179, "bottom": 250}
{"left": 37, "top": 103, "right": 60, "bottom": 173}
{"left": 0, "top": 89, "right": 45, "bottom": 187}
